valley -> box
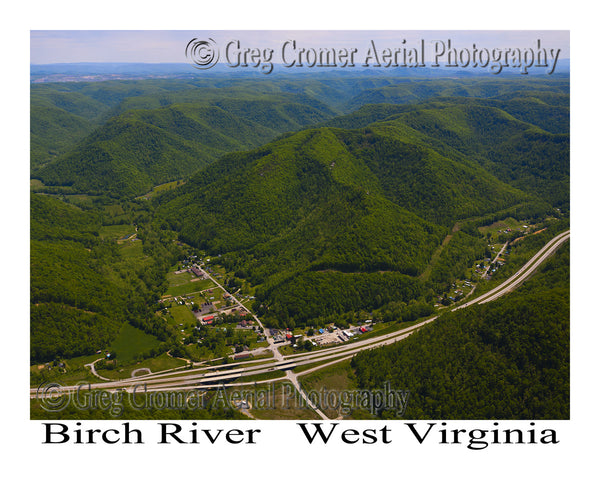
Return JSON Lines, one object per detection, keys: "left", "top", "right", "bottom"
{"left": 30, "top": 71, "right": 570, "bottom": 420}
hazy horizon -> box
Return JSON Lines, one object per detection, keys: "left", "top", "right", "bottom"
{"left": 31, "top": 30, "right": 570, "bottom": 64}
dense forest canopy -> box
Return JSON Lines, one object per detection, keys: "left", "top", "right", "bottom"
{"left": 30, "top": 73, "right": 569, "bottom": 368}
{"left": 351, "top": 244, "right": 570, "bottom": 419}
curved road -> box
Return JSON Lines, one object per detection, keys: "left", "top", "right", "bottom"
{"left": 32, "top": 230, "right": 570, "bottom": 419}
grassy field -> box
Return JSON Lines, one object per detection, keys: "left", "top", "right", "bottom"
{"left": 240, "top": 381, "right": 322, "bottom": 420}
{"left": 168, "top": 304, "right": 198, "bottom": 340}
{"left": 109, "top": 323, "right": 161, "bottom": 364}
{"left": 99, "top": 224, "right": 136, "bottom": 241}
{"left": 119, "top": 239, "right": 144, "bottom": 258}
{"left": 171, "top": 304, "right": 197, "bottom": 321}
{"left": 478, "top": 217, "right": 529, "bottom": 239}
{"left": 30, "top": 353, "right": 104, "bottom": 387}
{"left": 165, "top": 271, "right": 216, "bottom": 297}
{"left": 95, "top": 352, "right": 187, "bottom": 380}
{"left": 30, "top": 179, "right": 44, "bottom": 190}
{"left": 298, "top": 359, "right": 368, "bottom": 418}
{"left": 137, "top": 180, "right": 185, "bottom": 200}
{"left": 103, "top": 204, "right": 125, "bottom": 216}
{"left": 232, "top": 370, "right": 286, "bottom": 383}
{"left": 300, "top": 359, "right": 354, "bottom": 391}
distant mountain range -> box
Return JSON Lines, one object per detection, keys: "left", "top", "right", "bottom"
{"left": 32, "top": 75, "right": 568, "bottom": 202}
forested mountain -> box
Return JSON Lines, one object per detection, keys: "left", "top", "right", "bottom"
{"left": 30, "top": 194, "right": 177, "bottom": 362}
{"left": 31, "top": 92, "right": 103, "bottom": 168}
{"left": 320, "top": 91, "right": 569, "bottom": 135}
{"left": 30, "top": 74, "right": 570, "bottom": 351}
{"left": 31, "top": 75, "right": 568, "bottom": 176}
{"left": 344, "top": 77, "right": 569, "bottom": 111}
{"left": 34, "top": 91, "right": 338, "bottom": 198}
{"left": 154, "top": 100, "right": 546, "bottom": 326}
{"left": 351, "top": 243, "right": 570, "bottom": 419}
{"left": 31, "top": 79, "right": 202, "bottom": 168}
{"left": 321, "top": 98, "right": 569, "bottom": 209}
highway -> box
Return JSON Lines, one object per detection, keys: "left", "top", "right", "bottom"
{"left": 455, "top": 229, "right": 570, "bottom": 309}
{"left": 32, "top": 229, "right": 569, "bottom": 419}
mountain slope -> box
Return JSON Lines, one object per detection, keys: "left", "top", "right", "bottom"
{"left": 344, "top": 77, "right": 569, "bottom": 111}
{"left": 34, "top": 93, "right": 338, "bottom": 198}
{"left": 321, "top": 100, "right": 569, "bottom": 209}
{"left": 155, "top": 120, "right": 531, "bottom": 326}
{"left": 351, "top": 241, "right": 569, "bottom": 419}
{"left": 35, "top": 115, "right": 215, "bottom": 198}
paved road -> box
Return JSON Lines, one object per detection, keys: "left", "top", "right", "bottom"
{"left": 482, "top": 241, "right": 508, "bottom": 277}
{"left": 456, "top": 229, "right": 569, "bottom": 309}
{"left": 32, "top": 230, "right": 570, "bottom": 419}
{"left": 85, "top": 358, "right": 111, "bottom": 381}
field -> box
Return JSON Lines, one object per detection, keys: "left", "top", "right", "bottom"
{"left": 137, "top": 180, "right": 185, "bottom": 200}
{"left": 109, "top": 323, "right": 160, "bottom": 363}
{"left": 298, "top": 359, "right": 371, "bottom": 419}
{"left": 30, "top": 353, "right": 103, "bottom": 387}
{"left": 95, "top": 353, "right": 187, "bottom": 380}
{"left": 30, "top": 179, "right": 44, "bottom": 190}
{"left": 169, "top": 304, "right": 197, "bottom": 325}
{"left": 165, "top": 270, "right": 216, "bottom": 297}
{"left": 238, "top": 381, "right": 322, "bottom": 420}
{"left": 478, "top": 217, "right": 530, "bottom": 239}
{"left": 99, "top": 224, "right": 136, "bottom": 241}
{"left": 119, "top": 239, "right": 144, "bottom": 258}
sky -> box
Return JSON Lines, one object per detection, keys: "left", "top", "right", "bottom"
{"left": 30, "top": 30, "right": 569, "bottom": 64}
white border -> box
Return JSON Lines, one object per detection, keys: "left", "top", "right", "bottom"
{"left": 4, "top": 1, "right": 597, "bottom": 478}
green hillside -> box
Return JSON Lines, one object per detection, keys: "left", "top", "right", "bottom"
{"left": 321, "top": 100, "right": 569, "bottom": 209}
{"left": 155, "top": 114, "right": 532, "bottom": 326}
{"left": 30, "top": 75, "right": 569, "bottom": 356}
{"left": 30, "top": 194, "right": 177, "bottom": 362}
{"left": 35, "top": 114, "right": 217, "bottom": 198}
{"left": 30, "top": 80, "right": 199, "bottom": 168}
{"left": 34, "top": 92, "right": 338, "bottom": 198}
{"left": 344, "top": 77, "right": 569, "bottom": 111}
{"left": 351, "top": 241, "right": 570, "bottom": 419}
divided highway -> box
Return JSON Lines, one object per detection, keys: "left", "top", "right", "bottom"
{"left": 32, "top": 230, "right": 570, "bottom": 419}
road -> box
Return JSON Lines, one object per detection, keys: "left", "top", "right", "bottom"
{"left": 32, "top": 230, "right": 570, "bottom": 419}
{"left": 198, "top": 265, "right": 283, "bottom": 361}
{"left": 481, "top": 241, "right": 508, "bottom": 277}
{"left": 455, "top": 229, "right": 569, "bottom": 309}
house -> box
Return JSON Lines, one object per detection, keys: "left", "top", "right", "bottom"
{"left": 190, "top": 265, "right": 203, "bottom": 277}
